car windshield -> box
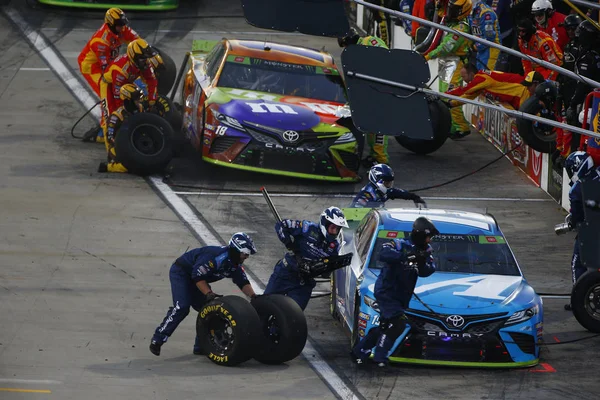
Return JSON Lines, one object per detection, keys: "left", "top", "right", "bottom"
{"left": 217, "top": 56, "right": 347, "bottom": 102}
{"left": 368, "top": 233, "right": 520, "bottom": 276}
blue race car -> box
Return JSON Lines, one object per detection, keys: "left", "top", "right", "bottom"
{"left": 331, "top": 207, "right": 543, "bottom": 368}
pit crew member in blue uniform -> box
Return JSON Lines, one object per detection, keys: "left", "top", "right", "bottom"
{"left": 564, "top": 152, "right": 600, "bottom": 293}
{"left": 149, "top": 232, "right": 259, "bottom": 356}
{"left": 350, "top": 164, "right": 427, "bottom": 208}
{"left": 264, "top": 207, "right": 348, "bottom": 310}
{"left": 351, "top": 217, "right": 438, "bottom": 367}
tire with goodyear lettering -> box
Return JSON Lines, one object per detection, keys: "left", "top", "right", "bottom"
{"left": 394, "top": 99, "right": 450, "bottom": 155}
{"left": 571, "top": 270, "right": 600, "bottom": 333}
{"left": 196, "top": 295, "right": 261, "bottom": 366}
{"left": 251, "top": 294, "right": 308, "bottom": 364}
{"left": 153, "top": 47, "right": 177, "bottom": 97}
{"left": 114, "top": 112, "right": 174, "bottom": 176}
{"left": 515, "top": 96, "right": 556, "bottom": 153}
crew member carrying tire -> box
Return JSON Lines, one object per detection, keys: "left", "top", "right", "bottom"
{"left": 149, "top": 233, "right": 259, "bottom": 357}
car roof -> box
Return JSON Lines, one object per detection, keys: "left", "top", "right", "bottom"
{"left": 226, "top": 39, "right": 336, "bottom": 67}
{"left": 377, "top": 208, "right": 500, "bottom": 236}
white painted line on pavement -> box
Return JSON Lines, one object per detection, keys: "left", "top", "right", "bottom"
{"left": 0, "top": 379, "right": 62, "bottom": 385}
{"left": 19, "top": 67, "right": 51, "bottom": 71}
{"left": 172, "top": 191, "right": 553, "bottom": 201}
{"left": 5, "top": 7, "right": 101, "bottom": 120}
{"left": 149, "top": 176, "right": 361, "bottom": 400}
{"left": 8, "top": 7, "right": 359, "bottom": 397}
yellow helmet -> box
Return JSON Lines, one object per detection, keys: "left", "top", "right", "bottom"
{"left": 126, "top": 38, "right": 157, "bottom": 70}
{"left": 105, "top": 8, "right": 129, "bottom": 31}
{"left": 119, "top": 84, "right": 145, "bottom": 113}
{"left": 447, "top": 0, "right": 472, "bottom": 21}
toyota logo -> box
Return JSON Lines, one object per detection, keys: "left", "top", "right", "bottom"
{"left": 282, "top": 130, "right": 300, "bottom": 143}
{"left": 446, "top": 315, "right": 465, "bottom": 328}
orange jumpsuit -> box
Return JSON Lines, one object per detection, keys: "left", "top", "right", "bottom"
{"left": 77, "top": 23, "right": 139, "bottom": 96}
{"left": 446, "top": 70, "right": 530, "bottom": 110}
{"left": 518, "top": 31, "right": 563, "bottom": 81}
{"left": 99, "top": 54, "right": 157, "bottom": 136}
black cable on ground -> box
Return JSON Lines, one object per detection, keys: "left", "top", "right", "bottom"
{"left": 71, "top": 100, "right": 101, "bottom": 139}
{"left": 407, "top": 142, "right": 524, "bottom": 193}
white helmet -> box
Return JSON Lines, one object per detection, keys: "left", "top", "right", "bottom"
{"left": 320, "top": 206, "right": 349, "bottom": 241}
{"left": 531, "top": 0, "right": 552, "bottom": 12}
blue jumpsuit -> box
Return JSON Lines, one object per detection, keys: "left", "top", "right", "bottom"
{"left": 471, "top": 2, "right": 501, "bottom": 71}
{"left": 352, "top": 238, "right": 436, "bottom": 363}
{"left": 264, "top": 220, "right": 341, "bottom": 310}
{"left": 569, "top": 167, "right": 600, "bottom": 282}
{"left": 350, "top": 182, "right": 421, "bottom": 208}
{"left": 152, "top": 246, "right": 250, "bottom": 351}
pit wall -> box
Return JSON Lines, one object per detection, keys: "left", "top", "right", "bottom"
{"left": 349, "top": 4, "right": 570, "bottom": 211}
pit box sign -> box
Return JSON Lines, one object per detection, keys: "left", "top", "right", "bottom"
{"left": 466, "top": 99, "right": 546, "bottom": 188}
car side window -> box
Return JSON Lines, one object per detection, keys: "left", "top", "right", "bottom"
{"left": 355, "top": 212, "right": 378, "bottom": 264}
{"left": 206, "top": 44, "right": 226, "bottom": 81}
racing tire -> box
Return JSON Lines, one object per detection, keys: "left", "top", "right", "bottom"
{"left": 155, "top": 95, "right": 183, "bottom": 133}
{"left": 196, "top": 295, "right": 262, "bottom": 367}
{"left": 395, "top": 99, "right": 450, "bottom": 155}
{"left": 114, "top": 112, "right": 173, "bottom": 176}
{"left": 516, "top": 96, "right": 556, "bottom": 154}
{"left": 571, "top": 270, "right": 600, "bottom": 333}
{"left": 251, "top": 294, "right": 308, "bottom": 365}
{"left": 153, "top": 47, "right": 177, "bottom": 97}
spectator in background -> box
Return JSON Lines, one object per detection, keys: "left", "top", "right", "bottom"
{"left": 471, "top": 1, "right": 501, "bottom": 70}
{"left": 517, "top": 18, "right": 563, "bottom": 81}
{"left": 531, "top": 0, "right": 569, "bottom": 50}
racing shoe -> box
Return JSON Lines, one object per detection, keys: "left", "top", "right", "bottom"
{"left": 82, "top": 126, "right": 101, "bottom": 143}
{"left": 361, "top": 155, "right": 377, "bottom": 168}
{"left": 97, "top": 162, "right": 108, "bottom": 173}
{"left": 149, "top": 340, "right": 162, "bottom": 356}
{"left": 564, "top": 303, "right": 572, "bottom": 311}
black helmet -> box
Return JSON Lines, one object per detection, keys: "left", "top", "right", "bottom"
{"left": 338, "top": 28, "right": 360, "bottom": 47}
{"left": 534, "top": 80, "right": 558, "bottom": 107}
{"left": 563, "top": 14, "right": 582, "bottom": 30}
{"left": 575, "top": 20, "right": 600, "bottom": 49}
{"left": 517, "top": 18, "right": 537, "bottom": 42}
{"left": 410, "top": 217, "right": 439, "bottom": 249}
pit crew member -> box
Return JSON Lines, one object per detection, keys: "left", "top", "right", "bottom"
{"left": 99, "top": 38, "right": 158, "bottom": 142}
{"left": 351, "top": 217, "right": 438, "bottom": 367}
{"left": 351, "top": 164, "right": 427, "bottom": 208}
{"left": 471, "top": 1, "right": 501, "bottom": 70}
{"left": 531, "top": 0, "right": 568, "bottom": 50}
{"left": 264, "top": 207, "right": 348, "bottom": 310}
{"left": 516, "top": 17, "right": 563, "bottom": 81}
{"left": 149, "top": 233, "right": 259, "bottom": 356}
{"left": 338, "top": 29, "right": 390, "bottom": 165}
{"left": 97, "top": 83, "right": 145, "bottom": 174}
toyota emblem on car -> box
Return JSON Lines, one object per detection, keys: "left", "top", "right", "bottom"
{"left": 446, "top": 315, "right": 465, "bottom": 328}
{"left": 282, "top": 130, "right": 300, "bottom": 143}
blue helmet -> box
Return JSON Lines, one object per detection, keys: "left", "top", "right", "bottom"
{"left": 229, "top": 232, "right": 257, "bottom": 255}
{"left": 320, "top": 206, "right": 349, "bottom": 240}
{"left": 565, "top": 151, "right": 594, "bottom": 184}
{"left": 369, "top": 163, "right": 394, "bottom": 194}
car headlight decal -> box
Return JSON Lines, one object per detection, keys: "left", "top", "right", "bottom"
{"left": 210, "top": 109, "right": 245, "bottom": 131}
{"left": 504, "top": 305, "right": 539, "bottom": 326}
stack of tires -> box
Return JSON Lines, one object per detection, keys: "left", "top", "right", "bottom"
{"left": 196, "top": 294, "right": 308, "bottom": 366}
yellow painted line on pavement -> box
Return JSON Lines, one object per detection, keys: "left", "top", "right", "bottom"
{"left": 0, "top": 388, "right": 51, "bottom": 393}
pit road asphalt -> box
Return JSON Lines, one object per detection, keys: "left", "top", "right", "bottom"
{"left": 0, "top": 1, "right": 598, "bottom": 399}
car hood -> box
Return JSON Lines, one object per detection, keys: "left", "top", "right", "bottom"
{"left": 206, "top": 87, "right": 346, "bottom": 133}
{"left": 367, "top": 271, "right": 533, "bottom": 311}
